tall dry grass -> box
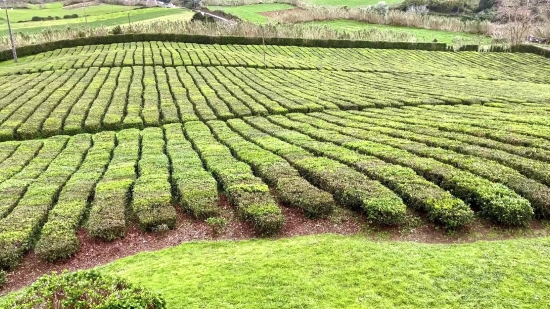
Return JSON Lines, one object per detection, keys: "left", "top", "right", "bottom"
{"left": 0, "top": 21, "right": 427, "bottom": 51}
{"left": 267, "top": 5, "right": 493, "bottom": 35}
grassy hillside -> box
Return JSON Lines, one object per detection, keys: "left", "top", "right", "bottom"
{"left": 93, "top": 234, "right": 550, "bottom": 307}
{"left": 0, "top": 3, "right": 192, "bottom": 35}
{"left": 0, "top": 2, "right": 137, "bottom": 23}
{"left": 207, "top": 4, "right": 488, "bottom": 44}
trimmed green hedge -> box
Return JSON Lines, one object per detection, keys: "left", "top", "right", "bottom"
{"left": 3, "top": 270, "right": 166, "bottom": 308}
{"left": 0, "top": 269, "right": 5, "bottom": 287}
{"left": 0, "top": 34, "right": 448, "bottom": 62}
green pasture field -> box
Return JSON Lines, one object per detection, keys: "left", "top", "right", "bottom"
{"left": 0, "top": 2, "right": 137, "bottom": 23}
{"left": 308, "top": 20, "right": 492, "bottom": 44}
{"left": 0, "top": 5, "right": 191, "bottom": 35}
{"left": 207, "top": 4, "right": 487, "bottom": 43}
{"left": 208, "top": 3, "right": 295, "bottom": 23}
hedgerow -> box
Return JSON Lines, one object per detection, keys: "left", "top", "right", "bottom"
{"left": 302, "top": 112, "right": 533, "bottom": 226}
{"left": 132, "top": 128, "right": 177, "bottom": 231}
{"left": 35, "top": 131, "right": 116, "bottom": 262}
{"left": 275, "top": 113, "right": 474, "bottom": 229}
{"left": 357, "top": 108, "right": 550, "bottom": 163}
{"left": 209, "top": 120, "right": 335, "bottom": 217}
{"left": 0, "top": 134, "right": 91, "bottom": 269}
{"left": 0, "top": 136, "right": 68, "bottom": 219}
{"left": 322, "top": 110, "right": 550, "bottom": 218}
{"left": 184, "top": 121, "right": 284, "bottom": 235}
{"left": 164, "top": 123, "right": 219, "bottom": 219}
{"left": 229, "top": 118, "right": 407, "bottom": 225}
{"left": 87, "top": 129, "right": 139, "bottom": 240}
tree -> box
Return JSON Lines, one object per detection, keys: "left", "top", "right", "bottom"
{"left": 496, "top": 0, "right": 550, "bottom": 44}
{"left": 181, "top": 0, "right": 201, "bottom": 9}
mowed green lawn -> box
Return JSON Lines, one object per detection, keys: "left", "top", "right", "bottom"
{"left": 0, "top": 7, "right": 192, "bottom": 35}
{"left": 1, "top": 234, "right": 537, "bottom": 308}
{"left": 309, "top": 20, "right": 492, "bottom": 44}
{"left": 208, "top": 3, "right": 295, "bottom": 23}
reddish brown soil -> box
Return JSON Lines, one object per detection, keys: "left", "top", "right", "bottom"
{"left": 2, "top": 198, "right": 549, "bottom": 296}
{"left": 258, "top": 8, "right": 305, "bottom": 18}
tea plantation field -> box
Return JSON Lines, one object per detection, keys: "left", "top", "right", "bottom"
{"left": 0, "top": 40, "right": 550, "bottom": 281}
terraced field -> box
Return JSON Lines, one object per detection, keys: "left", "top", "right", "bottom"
{"left": 1, "top": 41, "right": 550, "bottom": 275}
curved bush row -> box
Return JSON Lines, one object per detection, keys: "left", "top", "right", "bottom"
{"left": 419, "top": 104, "right": 550, "bottom": 127}
{"left": 357, "top": 108, "right": 550, "bottom": 163}
{"left": 0, "top": 140, "right": 42, "bottom": 184}
{"left": 84, "top": 68, "right": 121, "bottom": 133}
{"left": 404, "top": 107, "right": 550, "bottom": 151}
{"left": 177, "top": 67, "right": 217, "bottom": 121}
{"left": 0, "top": 136, "right": 68, "bottom": 219}
{"left": 87, "top": 129, "right": 139, "bottom": 240}
{"left": 103, "top": 66, "right": 132, "bottom": 130}
{"left": 187, "top": 66, "right": 236, "bottom": 120}
{"left": 3, "top": 40, "right": 548, "bottom": 85}
{"left": 0, "top": 34, "right": 448, "bottom": 66}
{"left": 198, "top": 67, "right": 258, "bottom": 117}
{"left": 0, "top": 62, "right": 549, "bottom": 143}
{"left": 17, "top": 68, "right": 89, "bottom": 140}
{"left": 132, "top": 128, "right": 177, "bottom": 231}
{"left": 0, "top": 134, "right": 91, "bottom": 269}
{"left": 351, "top": 109, "right": 550, "bottom": 185}
{"left": 329, "top": 110, "right": 550, "bottom": 217}
{"left": 230, "top": 117, "right": 407, "bottom": 225}
{"left": 166, "top": 67, "right": 198, "bottom": 123}
{"left": 274, "top": 114, "right": 474, "bottom": 229}
{"left": 300, "top": 113, "right": 533, "bottom": 226}
{"left": 155, "top": 66, "right": 180, "bottom": 125}
{"left": 35, "top": 131, "right": 116, "bottom": 262}
{"left": 415, "top": 105, "right": 550, "bottom": 142}
{"left": 209, "top": 66, "right": 277, "bottom": 115}
{"left": 124, "top": 66, "right": 145, "bottom": 129}
{"left": 0, "top": 141, "right": 19, "bottom": 164}
{"left": 184, "top": 121, "right": 284, "bottom": 235}
{"left": 164, "top": 124, "right": 220, "bottom": 219}
{"left": 227, "top": 67, "right": 319, "bottom": 113}
{"left": 42, "top": 68, "right": 101, "bottom": 137}
{"left": 0, "top": 72, "right": 52, "bottom": 111}
{"left": 208, "top": 120, "right": 335, "bottom": 217}
{"left": 64, "top": 68, "right": 111, "bottom": 135}
{"left": 2, "top": 70, "right": 77, "bottom": 141}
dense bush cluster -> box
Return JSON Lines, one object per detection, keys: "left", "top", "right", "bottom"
{"left": 4, "top": 270, "right": 166, "bottom": 308}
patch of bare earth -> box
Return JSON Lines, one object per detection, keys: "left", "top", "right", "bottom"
{"left": 2, "top": 197, "right": 550, "bottom": 296}
{"left": 258, "top": 8, "right": 305, "bottom": 18}
{"left": 63, "top": 1, "right": 100, "bottom": 9}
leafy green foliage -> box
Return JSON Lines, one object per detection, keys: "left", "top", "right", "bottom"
{"left": 4, "top": 270, "right": 166, "bottom": 308}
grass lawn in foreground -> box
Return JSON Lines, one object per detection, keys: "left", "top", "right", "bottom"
{"left": 309, "top": 20, "right": 492, "bottom": 44}
{"left": 70, "top": 234, "right": 550, "bottom": 308}
{"left": 208, "top": 3, "right": 295, "bottom": 23}
{"left": 0, "top": 8, "right": 191, "bottom": 35}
